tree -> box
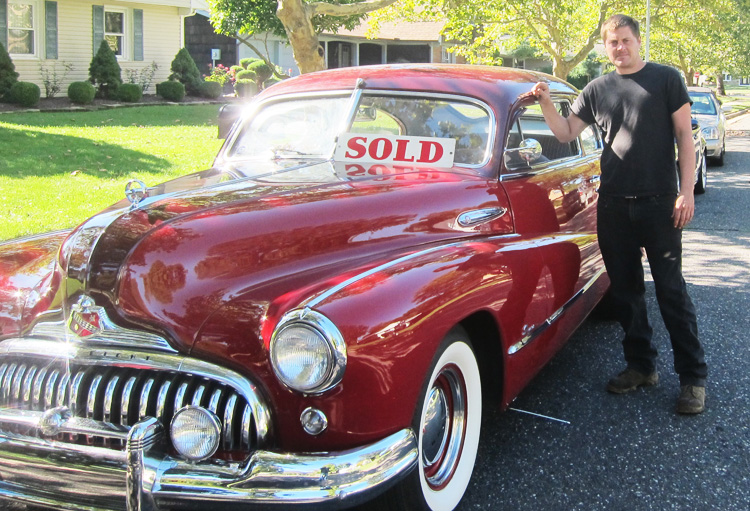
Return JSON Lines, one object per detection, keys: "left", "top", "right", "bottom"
{"left": 642, "top": 0, "right": 750, "bottom": 91}
{"left": 169, "top": 48, "right": 203, "bottom": 94}
{"left": 0, "top": 42, "right": 20, "bottom": 101}
{"left": 208, "top": 0, "right": 400, "bottom": 74}
{"left": 370, "top": 0, "right": 636, "bottom": 79}
{"left": 88, "top": 40, "right": 122, "bottom": 99}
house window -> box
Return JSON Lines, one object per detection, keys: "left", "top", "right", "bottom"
{"left": 8, "top": 0, "right": 37, "bottom": 55}
{"left": 104, "top": 8, "right": 126, "bottom": 56}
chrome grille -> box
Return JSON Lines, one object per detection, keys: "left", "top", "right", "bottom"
{"left": 0, "top": 356, "right": 259, "bottom": 453}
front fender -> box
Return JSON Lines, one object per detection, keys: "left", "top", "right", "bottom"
{"left": 0, "top": 230, "right": 69, "bottom": 337}
{"left": 194, "top": 237, "right": 532, "bottom": 453}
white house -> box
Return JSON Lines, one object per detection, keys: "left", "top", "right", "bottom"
{"left": 235, "top": 19, "right": 461, "bottom": 77}
{"left": 1, "top": 0, "right": 207, "bottom": 93}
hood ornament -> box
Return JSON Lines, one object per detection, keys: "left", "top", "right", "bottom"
{"left": 125, "top": 179, "right": 148, "bottom": 210}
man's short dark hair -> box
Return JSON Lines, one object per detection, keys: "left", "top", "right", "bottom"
{"left": 601, "top": 14, "right": 640, "bottom": 40}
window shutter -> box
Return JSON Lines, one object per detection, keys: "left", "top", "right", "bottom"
{"left": 0, "top": 0, "right": 7, "bottom": 49}
{"left": 92, "top": 5, "right": 104, "bottom": 54}
{"left": 133, "top": 9, "right": 143, "bottom": 61}
{"left": 45, "top": 1, "right": 58, "bottom": 59}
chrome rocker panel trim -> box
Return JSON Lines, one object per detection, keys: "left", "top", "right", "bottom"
{"left": 0, "top": 419, "right": 417, "bottom": 511}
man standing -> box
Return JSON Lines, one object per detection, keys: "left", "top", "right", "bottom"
{"left": 531, "top": 14, "right": 707, "bottom": 413}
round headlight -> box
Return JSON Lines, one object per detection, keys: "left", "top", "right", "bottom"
{"left": 170, "top": 406, "right": 221, "bottom": 461}
{"left": 270, "top": 309, "right": 346, "bottom": 394}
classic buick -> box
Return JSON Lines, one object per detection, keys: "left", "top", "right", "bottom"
{"left": 0, "top": 64, "right": 608, "bottom": 511}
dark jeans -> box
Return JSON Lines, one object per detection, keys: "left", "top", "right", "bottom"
{"left": 597, "top": 194, "right": 707, "bottom": 387}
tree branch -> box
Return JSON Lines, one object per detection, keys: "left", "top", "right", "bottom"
{"left": 309, "top": 0, "right": 399, "bottom": 17}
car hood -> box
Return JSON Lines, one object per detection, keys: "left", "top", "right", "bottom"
{"left": 40, "top": 160, "right": 509, "bottom": 353}
{"left": 692, "top": 113, "right": 719, "bottom": 127}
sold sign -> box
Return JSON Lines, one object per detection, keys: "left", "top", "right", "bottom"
{"left": 334, "top": 133, "right": 456, "bottom": 167}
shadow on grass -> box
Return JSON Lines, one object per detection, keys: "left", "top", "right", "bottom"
{"left": 0, "top": 104, "right": 223, "bottom": 179}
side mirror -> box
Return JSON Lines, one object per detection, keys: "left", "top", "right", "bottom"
{"left": 504, "top": 138, "right": 543, "bottom": 169}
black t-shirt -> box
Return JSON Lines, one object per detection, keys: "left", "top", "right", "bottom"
{"left": 572, "top": 62, "right": 691, "bottom": 197}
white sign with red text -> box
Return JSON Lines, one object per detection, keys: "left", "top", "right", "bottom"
{"left": 334, "top": 133, "right": 456, "bottom": 167}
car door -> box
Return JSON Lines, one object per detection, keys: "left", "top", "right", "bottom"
{"left": 498, "top": 96, "right": 602, "bottom": 393}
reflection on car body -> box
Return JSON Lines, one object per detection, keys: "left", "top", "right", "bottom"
{"left": 0, "top": 64, "right": 609, "bottom": 511}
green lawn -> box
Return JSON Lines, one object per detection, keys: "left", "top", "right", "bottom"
{"left": 0, "top": 104, "right": 225, "bottom": 241}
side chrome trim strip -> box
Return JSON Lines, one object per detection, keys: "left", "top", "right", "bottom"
{"left": 306, "top": 235, "right": 521, "bottom": 310}
{"left": 508, "top": 266, "right": 607, "bottom": 355}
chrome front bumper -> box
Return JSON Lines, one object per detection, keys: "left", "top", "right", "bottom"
{"left": 0, "top": 409, "right": 418, "bottom": 511}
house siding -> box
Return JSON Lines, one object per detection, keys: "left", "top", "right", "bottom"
{"left": 7, "top": 0, "right": 194, "bottom": 94}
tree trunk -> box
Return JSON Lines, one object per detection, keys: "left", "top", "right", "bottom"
{"left": 716, "top": 73, "right": 725, "bottom": 95}
{"left": 552, "top": 57, "right": 578, "bottom": 80}
{"left": 277, "top": 0, "right": 326, "bottom": 74}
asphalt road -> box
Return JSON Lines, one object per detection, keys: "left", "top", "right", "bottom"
{"left": 3, "top": 135, "right": 749, "bottom": 511}
{"left": 453, "top": 133, "right": 750, "bottom": 511}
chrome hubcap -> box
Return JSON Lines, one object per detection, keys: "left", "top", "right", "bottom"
{"left": 421, "top": 365, "right": 467, "bottom": 489}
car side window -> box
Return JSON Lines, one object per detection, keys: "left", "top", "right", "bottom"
{"left": 580, "top": 125, "right": 602, "bottom": 155}
{"left": 505, "top": 101, "right": 580, "bottom": 170}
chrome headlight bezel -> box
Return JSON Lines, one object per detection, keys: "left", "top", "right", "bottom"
{"left": 270, "top": 308, "right": 347, "bottom": 394}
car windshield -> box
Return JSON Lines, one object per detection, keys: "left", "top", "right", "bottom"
{"left": 225, "top": 93, "right": 492, "bottom": 168}
{"left": 689, "top": 93, "right": 717, "bottom": 115}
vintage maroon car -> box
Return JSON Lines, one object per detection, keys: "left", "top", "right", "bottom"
{"left": 0, "top": 64, "right": 607, "bottom": 511}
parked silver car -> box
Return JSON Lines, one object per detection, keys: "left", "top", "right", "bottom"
{"left": 688, "top": 86, "right": 726, "bottom": 166}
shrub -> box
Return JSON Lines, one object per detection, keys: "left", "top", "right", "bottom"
{"left": 88, "top": 40, "right": 122, "bottom": 99}
{"left": 39, "top": 61, "right": 74, "bottom": 98}
{"left": 235, "top": 69, "right": 257, "bottom": 83}
{"left": 0, "top": 42, "right": 19, "bottom": 101}
{"left": 199, "top": 80, "right": 223, "bottom": 99}
{"left": 117, "top": 83, "right": 143, "bottom": 103}
{"left": 204, "top": 63, "right": 235, "bottom": 88}
{"left": 156, "top": 80, "right": 185, "bottom": 102}
{"left": 125, "top": 61, "right": 159, "bottom": 93}
{"left": 239, "top": 58, "right": 255, "bottom": 69}
{"left": 9, "top": 81, "right": 40, "bottom": 108}
{"left": 68, "top": 81, "right": 96, "bottom": 104}
{"left": 234, "top": 79, "right": 257, "bottom": 98}
{"left": 168, "top": 48, "right": 202, "bottom": 95}
{"left": 245, "top": 59, "right": 273, "bottom": 89}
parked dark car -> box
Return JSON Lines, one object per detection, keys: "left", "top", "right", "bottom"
{"left": 0, "top": 64, "right": 609, "bottom": 511}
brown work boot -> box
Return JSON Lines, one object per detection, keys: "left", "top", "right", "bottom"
{"left": 606, "top": 367, "right": 659, "bottom": 394}
{"left": 677, "top": 385, "right": 706, "bottom": 414}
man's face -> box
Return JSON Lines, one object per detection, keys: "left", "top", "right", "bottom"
{"left": 604, "top": 26, "right": 642, "bottom": 72}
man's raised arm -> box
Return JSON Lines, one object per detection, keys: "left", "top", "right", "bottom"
{"left": 531, "top": 82, "right": 588, "bottom": 143}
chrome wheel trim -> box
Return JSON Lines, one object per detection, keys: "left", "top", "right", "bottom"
{"left": 417, "top": 340, "right": 481, "bottom": 511}
{"left": 421, "top": 367, "right": 465, "bottom": 487}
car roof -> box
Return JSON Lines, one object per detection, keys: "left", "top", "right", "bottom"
{"left": 257, "top": 63, "right": 577, "bottom": 109}
{"left": 687, "top": 86, "right": 716, "bottom": 95}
